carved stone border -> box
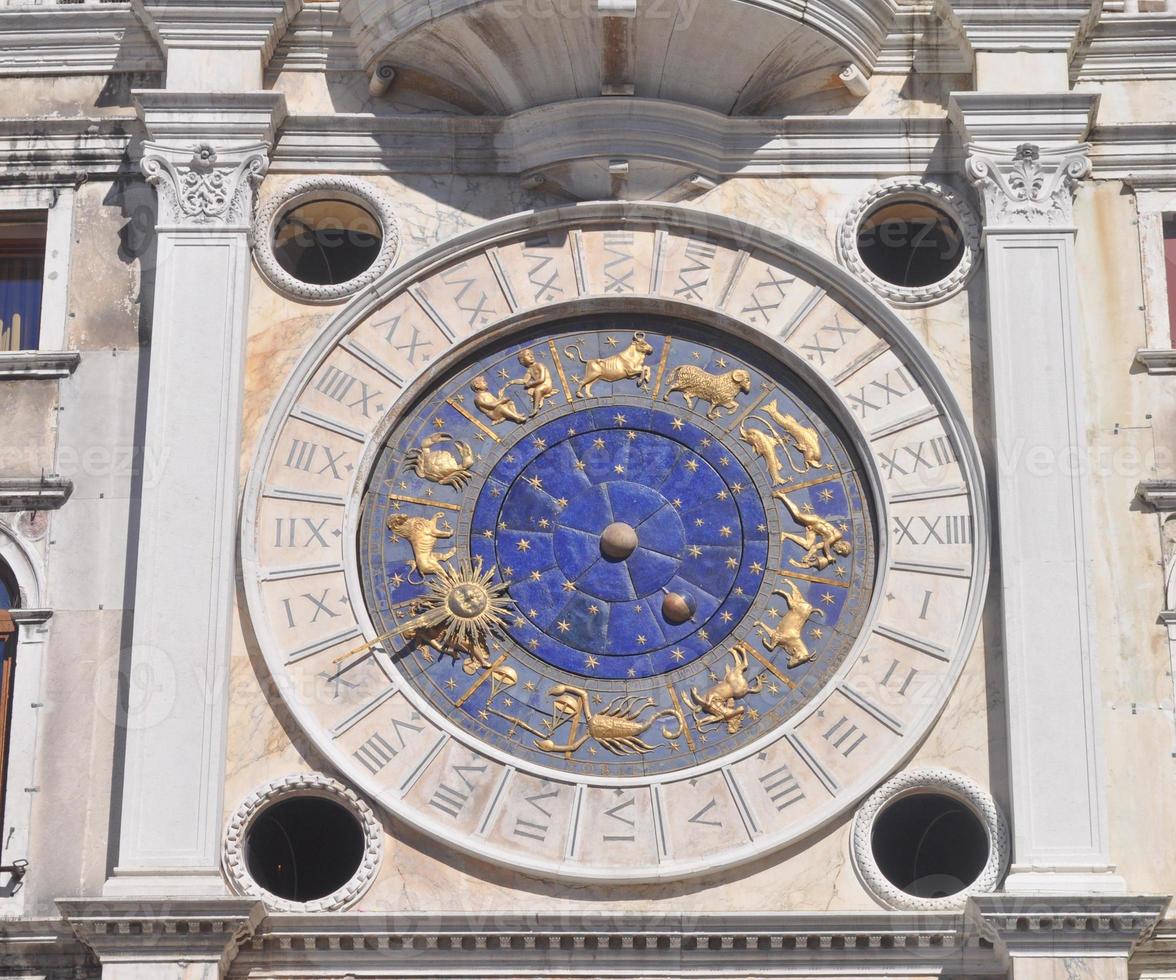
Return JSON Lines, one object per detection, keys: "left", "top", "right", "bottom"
{"left": 252, "top": 175, "right": 400, "bottom": 303}
{"left": 837, "top": 177, "right": 981, "bottom": 307}
{"left": 223, "top": 774, "right": 384, "bottom": 913}
{"left": 851, "top": 767, "right": 1009, "bottom": 911}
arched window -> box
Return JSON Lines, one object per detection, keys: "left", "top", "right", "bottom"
{"left": 0, "top": 560, "right": 17, "bottom": 850}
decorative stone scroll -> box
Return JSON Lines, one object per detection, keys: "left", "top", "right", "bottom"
{"left": 965, "top": 142, "right": 1092, "bottom": 229}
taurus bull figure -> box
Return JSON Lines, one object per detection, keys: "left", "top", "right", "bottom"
{"left": 564, "top": 332, "right": 654, "bottom": 398}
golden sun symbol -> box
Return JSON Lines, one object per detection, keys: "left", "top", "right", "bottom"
{"left": 408, "top": 558, "right": 515, "bottom": 654}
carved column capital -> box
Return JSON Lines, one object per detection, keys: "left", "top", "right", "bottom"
{"left": 140, "top": 140, "right": 270, "bottom": 229}
{"left": 965, "top": 142, "right": 1091, "bottom": 230}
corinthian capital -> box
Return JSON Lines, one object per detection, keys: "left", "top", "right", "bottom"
{"left": 965, "top": 142, "right": 1091, "bottom": 230}
{"left": 140, "top": 141, "right": 270, "bottom": 228}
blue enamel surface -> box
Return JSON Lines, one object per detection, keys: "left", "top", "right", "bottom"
{"left": 357, "top": 317, "right": 877, "bottom": 778}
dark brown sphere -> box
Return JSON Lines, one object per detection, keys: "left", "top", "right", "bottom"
{"left": 600, "top": 521, "right": 638, "bottom": 560}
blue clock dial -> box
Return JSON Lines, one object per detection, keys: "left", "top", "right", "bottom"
{"left": 358, "top": 317, "right": 876, "bottom": 778}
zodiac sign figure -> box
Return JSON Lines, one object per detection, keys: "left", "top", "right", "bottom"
{"left": 534, "top": 685, "right": 685, "bottom": 756}
{"left": 739, "top": 417, "right": 790, "bottom": 485}
{"left": 754, "top": 579, "right": 823, "bottom": 668}
{"left": 405, "top": 433, "right": 474, "bottom": 489}
{"left": 509, "top": 348, "right": 558, "bottom": 415}
{"left": 387, "top": 512, "right": 455, "bottom": 577}
{"left": 470, "top": 375, "right": 526, "bottom": 424}
{"left": 661, "top": 365, "right": 751, "bottom": 420}
{"left": 683, "top": 642, "right": 764, "bottom": 735}
{"left": 761, "top": 399, "right": 822, "bottom": 471}
{"left": 564, "top": 332, "right": 654, "bottom": 398}
{"left": 775, "top": 490, "right": 852, "bottom": 570}
{"left": 400, "top": 612, "right": 494, "bottom": 672}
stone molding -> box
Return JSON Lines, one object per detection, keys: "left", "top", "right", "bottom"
{"left": 135, "top": 90, "right": 288, "bottom": 146}
{"left": 937, "top": 0, "right": 1099, "bottom": 54}
{"left": 251, "top": 174, "right": 400, "bottom": 302}
{"left": 836, "top": 176, "right": 982, "bottom": 307}
{"left": 949, "top": 91, "right": 1100, "bottom": 149}
{"left": 141, "top": 140, "right": 270, "bottom": 229}
{"left": 1136, "top": 348, "right": 1176, "bottom": 373}
{"left": 0, "top": 477, "right": 73, "bottom": 512}
{"left": 0, "top": 350, "right": 80, "bottom": 380}
{"left": 58, "top": 897, "right": 265, "bottom": 972}
{"left": 965, "top": 142, "right": 1092, "bottom": 230}
{"left": 138, "top": 0, "right": 300, "bottom": 65}
{"left": 967, "top": 894, "right": 1170, "bottom": 958}
{"left": 222, "top": 773, "right": 384, "bottom": 913}
{"left": 1137, "top": 479, "right": 1176, "bottom": 512}
{"left": 850, "top": 768, "right": 1010, "bottom": 911}
{"left": 0, "top": 1, "right": 162, "bottom": 77}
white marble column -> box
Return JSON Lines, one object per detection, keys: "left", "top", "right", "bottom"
{"left": 104, "top": 94, "right": 283, "bottom": 897}
{"left": 964, "top": 141, "right": 1123, "bottom": 894}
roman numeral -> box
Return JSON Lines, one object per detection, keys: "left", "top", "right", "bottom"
{"left": 284, "top": 439, "right": 348, "bottom": 480}
{"left": 847, "top": 368, "right": 915, "bottom": 418}
{"left": 281, "top": 589, "right": 342, "bottom": 628}
{"left": 892, "top": 514, "right": 973, "bottom": 545}
{"left": 673, "top": 239, "right": 716, "bottom": 301}
{"left": 602, "top": 231, "right": 635, "bottom": 294}
{"left": 441, "top": 265, "right": 496, "bottom": 326}
{"left": 314, "top": 365, "right": 383, "bottom": 418}
{"left": 377, "top": 315, "right": 433, "bottom": 365}
{"left": 687, "top": 797, "right": 723, "bottom": 828}
{"left": 513, "top": 786, "right": 560, "bottom": 841}
{"left": 740, "top": 269, "right": 796, "bottom": 324}
{"left": 758, "top": 764, "right": 805, "bottom": 811}
{"left": 880, "top": 659, "right": 919, "bottom": 697}
{"left": 352, "top": 716, "right": 424, "bottom": 775}
{"left": 522, "top": 248, "right": 564, "bottom": 302}
{"left": 429, "top": 763, "right": 488, "bottom": 818}
{"left": 823, "top": 716, "right": 867, "bottom": 757}
{"left": 799, "top": 314, "right": 860, "bottom": 365}
{"left": 273, "top": 516, "right": 331, "bottom": 548}
{"left": 877, "top": 436, "right": 955, "bottom": 478}
{"left": 602, "top": 794, "right": 636, "bottom": 841}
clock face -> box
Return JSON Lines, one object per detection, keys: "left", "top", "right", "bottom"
{"left": 358, "top": 318, "right": 876, "bottom": 780}
{"left": 242, "top": 207, "right": 987, "bottom": 881}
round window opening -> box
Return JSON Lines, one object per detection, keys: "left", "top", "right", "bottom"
{"left": 870, "top": 793, "right": 989, "bottom": 899}
{"left": 272, "top": 198, "right": 383, "bottom": 287}
{"left": 243, "top": 796, "right": 366, "bottom": 903}
{"left": 856, "top": 201, "right": 964, "bottom": 288}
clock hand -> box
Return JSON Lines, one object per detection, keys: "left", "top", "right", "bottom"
{"left": 330, "top": 604, "right": 450, "bottom": 666}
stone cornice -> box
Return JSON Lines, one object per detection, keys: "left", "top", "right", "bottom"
{"left": 1135, "top": 348, "right": 1176, "bottom": 373}
{"left": 937, "top": 0, "right": 1098, "bottom": 54}
{"left": 1074, "top": 13, "right": 1176, "bottom": 80}
{"left": 135, "top": 90, "right": 287, "bottom": 146}
{"left": 0, "top": 1, "right": 162, "bottom": 77}
{"left": 0, "top": 350, "right": 80, "bottom": 380}
{"left": 0, "top": 477, "right": 73, "bottom": 512}
{"left": 1137, "top": 479, "right": 1176, "bottom": 511}
{"left": 967, "top": 894, "right": 1170, "bottom": 958}
{"left": 965, "top": 142, "right": 1091, "bottom": 229}
{"left": 949, "top": 91, "right": 1100, "bottom": 148}
{"left": 58, "top": 897, "right": 265, "bottom": 971}
{"left": 137, "top": 0, "right": 301, "bottom": 65}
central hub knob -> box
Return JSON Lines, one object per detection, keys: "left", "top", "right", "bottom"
{"left": 600, "top": 521, "right": 638, "bottom": 560}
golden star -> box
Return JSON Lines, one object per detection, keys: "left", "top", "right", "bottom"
{"left": 605, "top": 336, "right": 618, "bottom": 346}
{"left": 538, "top": 518, "right": 550, "bottom": 529}
{"left": 530, "top": 570, "right": 541, "bottom": 581}
{"left": 716, "top": 490, "right": 729, "bottom": 500}
{"left": 593, "top": 437, "right": 605, "bottom": 449}
{"left": 671, "top": 648, "right": 685, "bottom": 661}
{"left": 556, "top": 497, "right": 569, "bottom": 508}
{"left": 613, "top": 413, "right": 626, "bottom": 425}
{"left": 588, "top": 604, "right": 599, "bottom": 615}
{"left": 636, "top": 634, "right": 647, "bottom": 645}
{"left": 526, "top": 475, "right": 543, "bottom": 489}
{"left": 719, "top": 526, "right": 732, "bottom": 537}
{"left": 557, "top": 620, "right": 571, "bottom": 633}
{"left": 524, "top": 680, "right": 536, "bottom": 692}
{"left": 516, "top": 538, "right": 531, "bottom": 552}
{"left": 561, "top": 581, "right": 575, "bottom": 592}
{"left": 685, "top": 459, "right": 699, "bottom": 472}
{"left": 819, "top": 488, "right": 834, "bottom": 502}
{"left": 720, "top": 611, "right": 733, "bottom": 622}
{"left": 627, "top": 431, "right": 637, "bottom": 441}
{"left": 533, "top": 437, "right": 547, "bottom": 449}
{"left": 725, "top": 556, "right": 738, "bottom": 569}
{"left": 627, "top": 667, "right": 637, "bottom": 678}
{"left": 574, "top": 460, "right": 586, "bottom": 472}
{"left": 688, "top": 545, "right": 702, "bottom": 557}
{"left": 614, "top": 465, "right": 625, "bottom": 474}
{"left": 811, "top": 627, "right": 824, "bottom": 638}
{"left": 671, "top": 417, "right": 685, "bottom": 430}
{"left": 719, "top": 456, "right": 730, "bottom": 466}
{"left": 446, "top": 678, "right": 457, "bottom": 690}
{"left": 822, "top": 592, "right": 836, "bottom": 604}
{"left": 585, "top": 655, "right": 600, "bottom": 669}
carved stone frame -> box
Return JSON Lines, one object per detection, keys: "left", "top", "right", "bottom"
{"left": 223, "top": 773, "right": 384, "bottom": 913}
{"left": 837, "top": 177, "right": 981, "bottom": 307}
{"left": 252, "top": 175, "right": 401, "bottom": 303}
{"left": 850, "top": 767, "right": 1009, "bottom": 911}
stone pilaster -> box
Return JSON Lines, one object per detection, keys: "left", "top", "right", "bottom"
{"left": 957, "top": 131, "right": 1123, "bottom": 895}
{"left": 102, "top": 92, "right": 284, "bottom": 899}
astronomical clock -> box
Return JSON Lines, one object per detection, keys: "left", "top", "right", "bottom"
{"left": 242, "top": 205, "right": 987, "bottom": 882}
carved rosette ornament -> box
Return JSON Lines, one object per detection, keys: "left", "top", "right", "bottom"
{"left": 140, "top": 140, "right": 270, "bottom": 227}
{"left": 965, "top": 142, "right": 1092, "bottom": 230}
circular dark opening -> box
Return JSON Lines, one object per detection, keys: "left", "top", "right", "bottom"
{"left": 272, "top": 198, "right": 382, "bottom": 286}
{"left": 243, "top": 795, "right": 365, "bottom": 903}
{"left": 856, "top": 200, "right": 964, "bottom": 288}
{"left": 870, "top": 792, "right": 989, "bottom": 899}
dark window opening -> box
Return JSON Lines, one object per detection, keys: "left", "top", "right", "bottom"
{"left": 0, "top": 213, "right": 46, "bottom": 352}
{"left": 244, "top": 795, "right": 365, "bottom": 903}
{"left": 856, "top": 201, "right": 964, "bottom": 289}
{"left": 870, "top": 793, "right": 989, "bottom": 899}
{"left": 0, "top": 561, "right": 19, "bottom": 860}
{"left": 1163, "top": 216, "right": 1176, "bottom": 347}
{"left": 272, "top": 199, "right": 381, "bottom": 286}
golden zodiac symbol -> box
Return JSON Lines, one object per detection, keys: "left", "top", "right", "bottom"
{"left": 754, "top": 579, "right": 822, "bottom": 668}
{"left": 505, "top": 347, "right": 558, "bottom": 415}
{"left": 775, "top": 491, "right": 852, "bottom": 570}
{"left": 683, "top": 641, "right": 764, "bottom": 735}
{"left": 469, "top": 375, "right": 526, "bottom": 424}
{"left": 404, "top": 433, "right": 474, "bottom": 489}
{"left": 739, "top": 417, "right": 790, "bottom": 485}
{"left": 534, "top": 685, "right": 685, "bottom": 756}
{"left": 661, "top": 365, "right": 751, "bottom": 420}
{"left": 387, "top": 511, "right": 455, "bottom": 577}
{"left": 761, "top": 399, "right": 822, "bottom": 471}
{"left": 394, "top": 558, "right": 514, "bottom": 672}
{"left": 564, "top": 332, "right": 654, "bottom": 397}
